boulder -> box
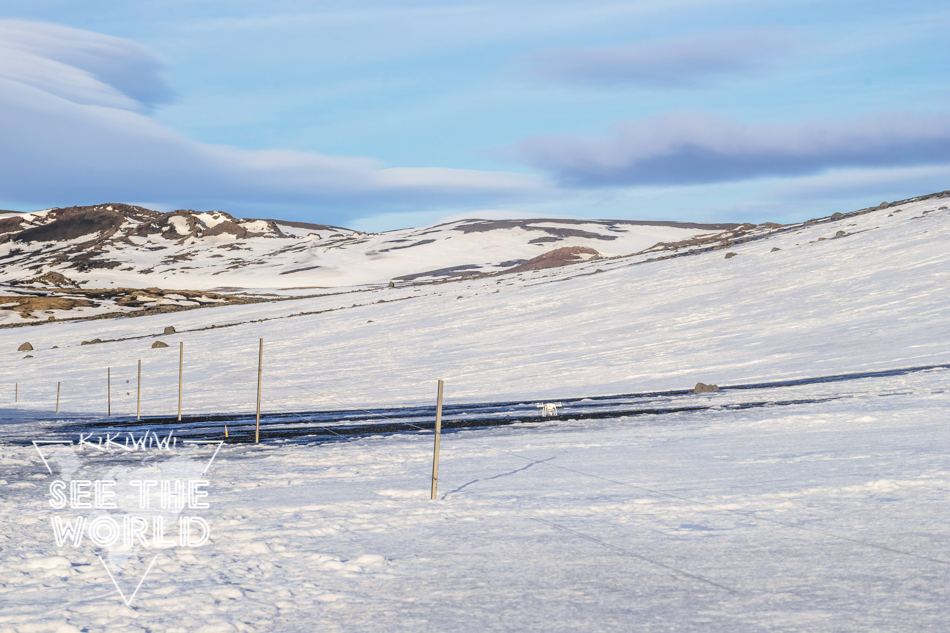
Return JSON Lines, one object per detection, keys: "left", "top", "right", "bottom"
{"left": 164, "top": 326, "right": 176, "bottom": 334}
{"left": 23, "top": 355, "right": 33, "bottom": 358}
{"left": 17, "top": 342, "right": 33, "bottom": 351}
{"left": 877, "top": 201, "right": 889, "bottom": 209}
{"left": 830, "top": 212, "right": 844, "bottom": 220}
{"left": 770, "top": 247, "right": 781, "bottom": 252}
{"left": 694, "top": 382, "right": 719, "bottom": 393}
{"left": 81, "top": 338, "right": 103, "bottom": 345}
{"left": 835, "top": 230, "right": 846, "bottom": 237}
{"left": 388, "top": 281, "right": 395, "bottom": 288}
{"left": 152, "top": 341, "right": 169, "bottom": 349}
{"left": 724, "top": 252, "right": 737, "bottom": 259}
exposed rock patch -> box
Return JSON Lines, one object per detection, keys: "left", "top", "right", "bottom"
{"left": 375, "top": 239, "right": 436, "bottom": 253}
{"left": 394, "top": 264, "right": 483, "bottom": 282}
{"left": 0, "top": 287, "right": 254, "bottom": 323}
{"left": 642, "top": 223, "right": 761, "bottom": 255}
{"left": 17, "top": 342, "right": 33, "bottom": 351}
{"left": 0, "top": 295, "right": 94, "bottom": 318}
{"left": 694, "top": 382, "right": 720, "bottom": 393}
{"left": 13, "top": 207, "right": 126, "bottom": 244}
{"left": 26, "top": 272, "right": 79, "bottom": 288}
{"left": 452, "top": 218, "right": 739, "bottom": 236}
{"left": 504, "top": 247, "right": 601, "bottom": 273}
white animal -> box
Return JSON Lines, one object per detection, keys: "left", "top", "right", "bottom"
{"left": 537, "top": 402, "right": 563, "bottom": 417}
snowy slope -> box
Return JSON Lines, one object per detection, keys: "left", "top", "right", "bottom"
{"left": 1, "top": 193, "right": 948, "bottom": 632}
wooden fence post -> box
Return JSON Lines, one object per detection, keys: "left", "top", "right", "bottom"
{"left": 430, "top": 379, "right": 444, "bottom": 500}
{"left": 56, "top": 382, "right": 60, "bottom": 413}
{"left": 178, "top": 342, "right": 183, "bottom": 422}
{"left": 137, "top": 360, "right": 141, "bottom": 420}
{"left": 255, "top": 338, "right": 263, "bottom": 443}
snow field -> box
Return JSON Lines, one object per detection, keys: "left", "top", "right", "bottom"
{"left": 0, "top": 197, "right": 948, "bottom": 631}
{"left": 0, "top": 368, "right": 948, "bottom": 631}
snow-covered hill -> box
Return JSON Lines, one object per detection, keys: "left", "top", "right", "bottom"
{"left": 0, "top": 203, "right": 739, "bottom": 292}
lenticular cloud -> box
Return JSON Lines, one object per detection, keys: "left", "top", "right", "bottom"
{"left": 0, "top": 19, "right": 174, "bottom": 111}
{"left": 0, "top": 20, "right": 547, "bottom": 220}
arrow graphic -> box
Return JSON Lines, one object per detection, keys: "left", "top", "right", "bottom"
{"left": 99, "top": 555, "right": 158, "bottom": 607}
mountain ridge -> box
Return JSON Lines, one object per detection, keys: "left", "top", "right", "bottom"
{"left": 0, "top": 203, "right": 745, "bottom": 292}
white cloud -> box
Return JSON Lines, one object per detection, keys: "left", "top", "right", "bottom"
{"left": 513, "top": 110, "right": 950, "bottom": 187}
{"left": 0, "top": 19, "right": 553, "bottom": 224}
{"left": 0, "top": 19, "right": 173, "bottom": 109}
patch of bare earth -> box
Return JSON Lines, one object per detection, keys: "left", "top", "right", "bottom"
{"left": 0, "top": 285, "right": 266, "bottom": 327}
{"left": 0, "top": 295, "right": 94, "bottom": 318}
{"left": 504, "top": 247, "right": 602, "bottom": 273}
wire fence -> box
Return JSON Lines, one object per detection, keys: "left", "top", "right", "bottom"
{"left": 2, "top": 345, "right": 380, "bottom": 420}
{"left": 7, "top": 356, "right": 946, "bottom": 598}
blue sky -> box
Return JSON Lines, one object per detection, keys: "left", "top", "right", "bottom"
{"left": 1, "top": 0, "right": 948, "bottom": 230}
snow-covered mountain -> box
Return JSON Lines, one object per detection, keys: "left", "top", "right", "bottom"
{"left": 0, "top": 203, "right": 740, "bottom": 291}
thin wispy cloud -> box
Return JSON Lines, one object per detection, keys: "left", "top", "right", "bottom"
{"left": 528, "top": 31, "right": 793, "bottom": 88}
{"left": 512, "top": 111, "right": 950, "bottom": 187}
